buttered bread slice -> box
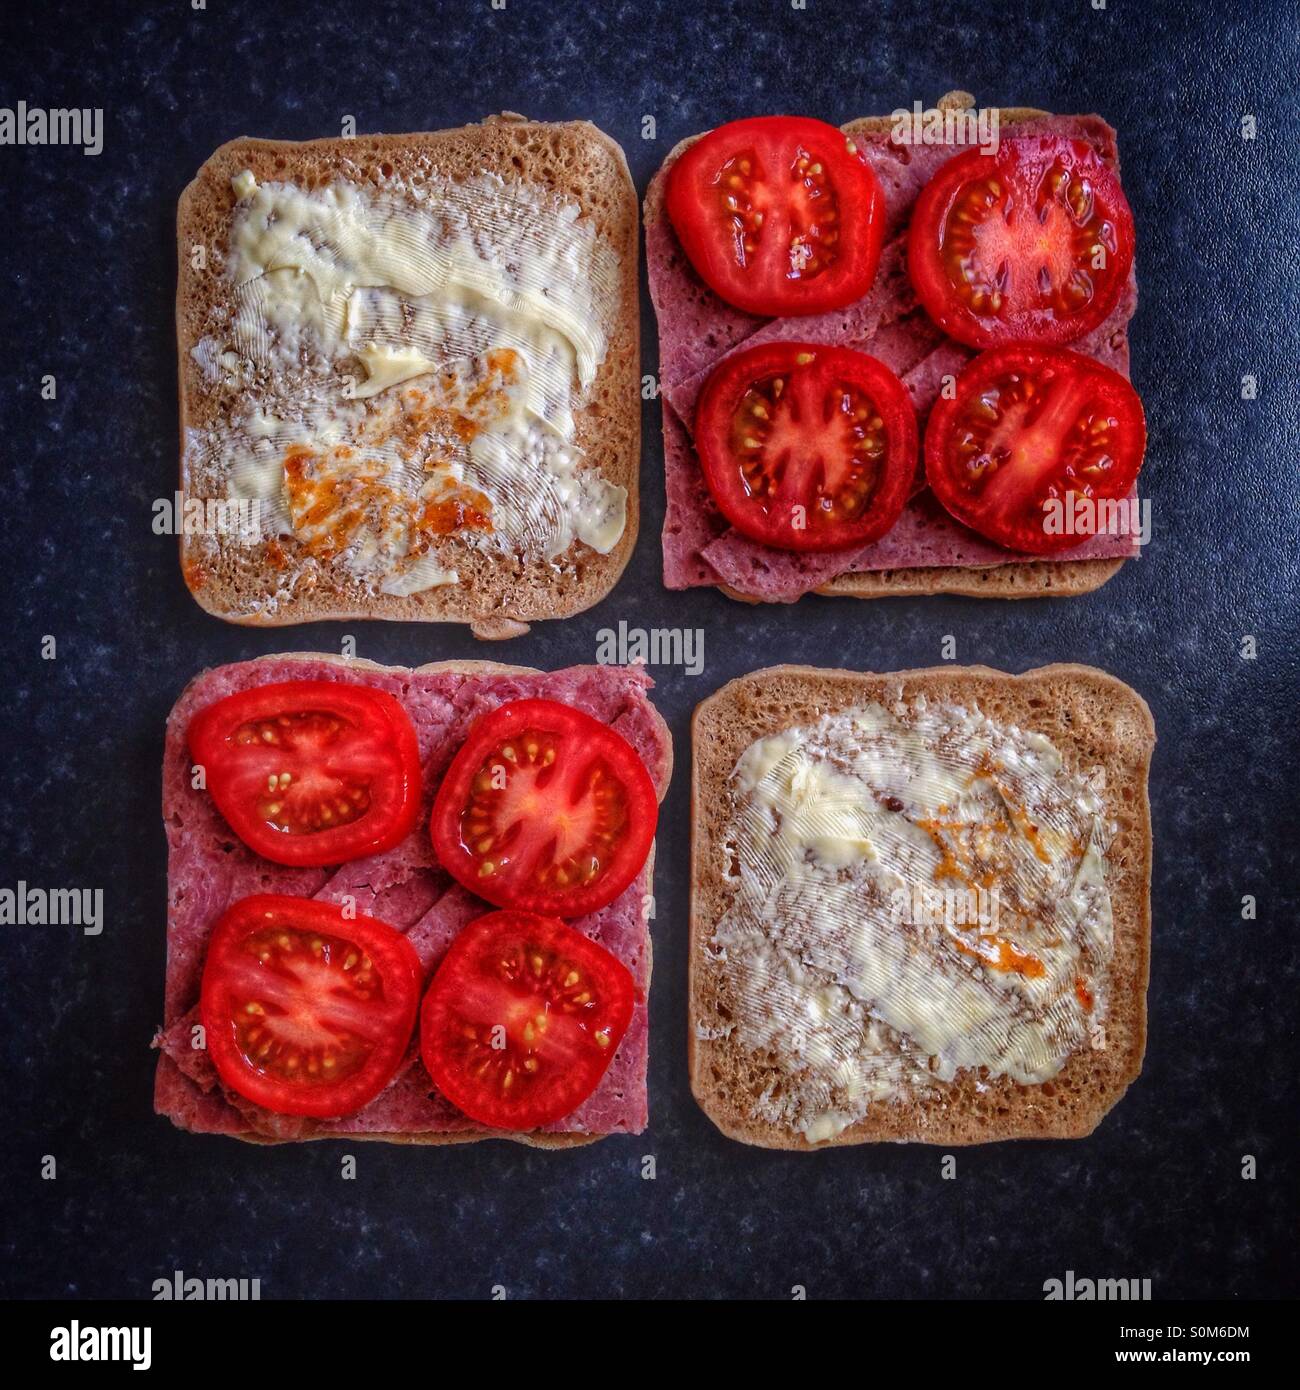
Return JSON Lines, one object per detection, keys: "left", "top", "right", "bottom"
{"left": 175, "top": 117, "right": 639, "bottom": 637}
{"left": 690, "top": 664, "right": 1153, "bottom": 1147}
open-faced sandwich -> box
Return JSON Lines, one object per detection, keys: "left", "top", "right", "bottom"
{"left": 155, "top": 654, "right": 671, "bottom": 1144}
{"left": 647, "top": 93, "right": 1146, "bottom": 603}
{"left": 689, "top": 664, "right": 1153, "bottom": 1146}
{"left": 176, "top": 117, "right": 638, "bottom": 638}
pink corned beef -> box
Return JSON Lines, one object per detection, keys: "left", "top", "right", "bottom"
{"left": 647, "top": 115, "right": 1141, "bottom": 599}
{"left": 155, "top": 659, "right": 672, "bottom": 1142}
{"left": 662, "top": 239, "right": 916, "bottom": 422}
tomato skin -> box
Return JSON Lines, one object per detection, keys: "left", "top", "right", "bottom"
{"left": 908, "top": 137, "right": 1136, "bottom": 349}
{"left": 924, "top": 343, "right": 1147, "bottom": 555}
{"left": 420, "top": 910, "right": 635, "bottom": 1129}
{"left": 200, "top": 894, "right": 422, "bottom": 1119}
{"left": 431, "top": 699, "right": 658, "bottom": 918}
{"left": 695, "top": 341, "right": 917, "bottom": 552}
{"left": 667, "top": 115, "right": 885, "bottom": 316}
{"left": 188, "top": 680, "right": 423, "bottom": 868}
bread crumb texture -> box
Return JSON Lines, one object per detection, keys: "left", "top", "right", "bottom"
{"left": 690, "top": 664, "right": 1153, "bottom": 1147}
{"left": 176, "top": 118, "right": 639, "bottom": 628}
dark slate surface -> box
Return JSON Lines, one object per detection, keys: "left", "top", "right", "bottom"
{"left": 0, "top": 0, "right": 1296, "bottom": 1301}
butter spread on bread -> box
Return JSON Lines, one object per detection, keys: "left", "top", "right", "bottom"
{"left": 710, "top": 698, "right": 1114, "bottom": 1143}
{"left": 186, "top": 168, "right": 625, "bottom": 599}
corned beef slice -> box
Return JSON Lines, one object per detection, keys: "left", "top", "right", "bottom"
{"left": 156, "top": 659, "right": 671, "bottom": 1140}
{"left": 648, "top": 115, "right": 1140, "bottom": 597}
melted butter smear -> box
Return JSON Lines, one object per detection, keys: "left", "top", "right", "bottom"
{"left": 190, "top": 172, "right": 627, "bottom": 602}
{"left": 713, "top": 700, "right": 1116, "bottom": 1142}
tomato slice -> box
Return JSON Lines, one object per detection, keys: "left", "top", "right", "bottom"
{"left": 420, "top": 910, "right": 635, "bottom": 1129}
{"left": 667, "top": 115, "right": 885, "bottom": 316}
{"left": 924, "top": 344, "right": 1146, "bottom": 554}
{"left": 188, "top": 680, "right": 422, "bottom": 868}
{"left": 694, "top": 341, "right": 916, "bottom": 552}
{"left": 200, "top": 894, "right": 421, "bottom": 1118}
{"left": 908, "top": 137, "right": 1136, "bottom": 348}
{"left": 431, "top": 699, "right": 657, "bottom": 917}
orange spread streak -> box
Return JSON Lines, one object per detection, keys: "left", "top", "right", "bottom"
{"left": 282, "top": 448, "right": 387, "bottom": 559}
{"left": 916, "top": 797, "right": 1047, "bottom": 981}
{"left": 916, "top": 816, "right": 1010, "bottom": 886}
{"left": 273, "top": 349, "right": 526, "bottom": 564}
{"left": 414, "top": 492, "right": 493, "bottom": 541}
{"left": 953, "top": 934, "right": 1047, "bottom": 979}
{"left": 1075, "top": 976, "right": 1094, "bottom": 1011}
{"left": 282, "top": 448, "right": 494, "bottom": 561}
{"left": 987, "top": 772, "right": 1054, "bottom": 863}
{"left": 366, "top": 348, "right": 520, "bottom": 459}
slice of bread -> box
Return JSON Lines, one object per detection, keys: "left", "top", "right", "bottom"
{"left": 717, "top": 557, "right": 1125, "bottom": 606}
{"left": 176, "top": 116, "right": 639, "bottom": 639}
{"left": 646, "top": 94, "right": 1135, "bottom": 603}
{"left": 689, "top": 663, "right": 1153, "bottom": 1147}
{"left": 158, "top": 652, "right": 672, "bottom": 1147}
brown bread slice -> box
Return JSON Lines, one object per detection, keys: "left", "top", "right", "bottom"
{"left": 165, "top": 653, "right": 670, "bottom": 1147}
{"left": 689, "top": 663, "right": 1154, "bottom": 1147}
{"left": 176, "top": 117, "right": 639, "bottom": 639}
{"left": 644, "top": 94, "right": 1131, "bottom": 603}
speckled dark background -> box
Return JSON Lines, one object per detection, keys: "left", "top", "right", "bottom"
{"left": 1, "top": 0, "right": 1296, "bottom": 1302}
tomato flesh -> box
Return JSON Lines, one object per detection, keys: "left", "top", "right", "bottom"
{"left": 420, "top": 910, "right": 635, "bottom": 1129}
{"left": 188, "top": 680, "right": 422, "bottom": 867}
{"left": 925, "top": 344, "right": 1146, "bottom": 554}
{"left": 431, "top": 699, "right": 658, "bottom": 917}
{"left": 908, "top": 137, "right": 1135, "bottom": 348}
{"left": 201, "top": 894, "right": 422, "bottom": 1118}
{"left": 667, "top": 116, "right": 885, "bottom": 316}
{"left": 695, "top": 342, "right": 916, "bottom": 551}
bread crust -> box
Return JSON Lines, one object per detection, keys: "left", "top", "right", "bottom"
{"left": 648, "top": 95, "right": 1134, "bottom": 603}
{"left": 164, "top": 652, "right": 670, "bottom": 1148}
{"left": 689, "top": 663, "right": 1154, "bottom": 1148}
{"left": 176, "top": 116, "right": 640, "bottom": 635}
{"left": 715, "top": 558, "right": 1126, "bottom": 606}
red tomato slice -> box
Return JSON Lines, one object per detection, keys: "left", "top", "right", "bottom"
{"left": 420, "top": 910, "right": 635, "bottom": 1129}
{"left": 667, "top": 115, "right": 885, "bottom": 316}
{"left": 200, "top": 894, "right": 422, "bottom": 1118}
{"left": 695, "top": 341, "right": 917, "bottom": 552}
{"left": 925, "top": 344, "right": 1147, "bottom": 554}
{"left": 908, "top": 137, "right": 1135, "bottom": 348}
{"left": 431, "top": 699, "right": 657, "bottom": 917}
{"left": 188, "top": 681, "right": 422, "bottom": 868}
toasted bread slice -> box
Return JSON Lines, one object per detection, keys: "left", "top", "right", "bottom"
{"left": 158, "top": 653, "right": 672, "bottom": 1147}
{"left": 176, "top": 117, "right": 639, "bottom": 639}
{"left": 689, "top": 663, "right": 1153, "bottom": 1147}
{"left": 646, "top": 94, "right": 1135, "bottom": 603}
